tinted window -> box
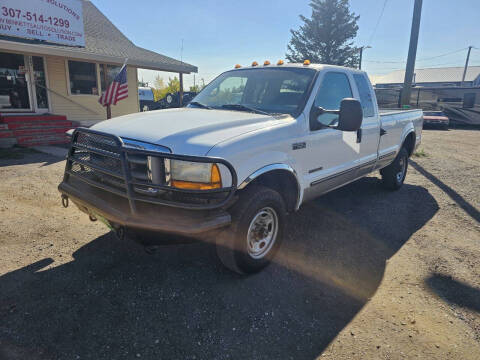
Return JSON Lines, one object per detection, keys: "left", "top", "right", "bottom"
{"left": 192, "top": 68, "right": 316, "bottom": 116}
{"left": 68, "top": 61, "right": 98, "bottom": 95}
{"left": 353, "top": 74, "right": 375, "bottom": 117}
{"left": 313, "top": 72, "right": 353, "bottom": 128}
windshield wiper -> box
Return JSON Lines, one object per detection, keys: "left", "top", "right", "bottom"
{"left": 189, "top": 101, "right": 212, "bottom": 109}
{"left": 221, "top": 104, "right": 270, "bottom": 116}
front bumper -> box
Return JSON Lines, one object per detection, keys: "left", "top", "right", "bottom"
{"left": 59, "top": 180, "right": 231, "bottom": 235}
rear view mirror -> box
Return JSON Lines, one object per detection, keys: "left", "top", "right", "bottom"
{"left": 310, "top": 98, "right": 363, "bottom": 131}
{"left": 337, "top": 98, "right": 363, "bottom": 131}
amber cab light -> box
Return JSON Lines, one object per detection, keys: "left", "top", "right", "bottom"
{"left": 252, "top": 61, "right": 258, "bottom": 67}
{"left": 277, "top": 60, "right": 284, "bottom": 65}
{"left": 235, "top": 64, "right": 242, "bottom": 69}
{"left": 303, "top": 59, "right": 311, "bottom": 66}
{"left": 264, "top": 60, "right": 271, "bottom": 66}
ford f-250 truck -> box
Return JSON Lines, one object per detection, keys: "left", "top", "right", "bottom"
{"left": 58, "top": 62, "right": 423, "bottom": 274}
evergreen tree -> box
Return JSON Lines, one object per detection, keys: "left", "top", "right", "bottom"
{"left": 286, "top": 0, "right": 360, "bottom": 67}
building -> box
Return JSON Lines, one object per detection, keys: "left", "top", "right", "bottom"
{"left": 371, "top": 66, "right": 480, "bottom": 88}
{"left": 0, "top": 0, "right": 196, "bottom": 146}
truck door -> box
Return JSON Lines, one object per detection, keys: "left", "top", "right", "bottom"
{"left": 351, "top": 73, "right": 381, "bottom": 177}
{"left": 302, "top": 71, "right": 364, "bottom": 201}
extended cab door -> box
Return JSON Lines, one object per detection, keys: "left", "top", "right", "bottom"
{"left": 302, "top": 71, "right": 364, "bottom": 202}
{"left": 351, "top": 73, "right": 381, "bottom": 177}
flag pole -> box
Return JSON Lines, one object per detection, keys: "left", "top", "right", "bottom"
{"left": 102, "top": 63, "right": 111, "bottom": 119}
{"left": 102, "top": 59, "right": 128, "bottom": 119}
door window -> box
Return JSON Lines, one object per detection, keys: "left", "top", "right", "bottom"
{"left": 32, "top": 56, "right": 49, "bottom": 109}
{"left": 312, "top": 72, "right": 352, "bottom": 129}
{"left": 353, "top": 74, "right": 375, "bottom": 117}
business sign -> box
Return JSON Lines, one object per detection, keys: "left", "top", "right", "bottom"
{"left": 0, "top": 0, "right": 85, "bottom": 47}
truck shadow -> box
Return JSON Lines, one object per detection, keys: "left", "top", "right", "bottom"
{"left": 0, "top": 177, "right": 438, "bottom": 360}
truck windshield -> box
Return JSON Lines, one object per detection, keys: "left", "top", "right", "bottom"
{"left": 190, "top": 67, "right": 316, "bottom": 116}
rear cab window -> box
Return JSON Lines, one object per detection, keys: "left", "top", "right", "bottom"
{"left": 353, "top": 74, "right": 375, "bottom": 118}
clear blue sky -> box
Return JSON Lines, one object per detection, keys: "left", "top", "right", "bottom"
{"left": 90, "top": 0, "right": 480, "bottom": 88}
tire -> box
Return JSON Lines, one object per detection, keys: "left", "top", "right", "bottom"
{"left": 216, "top": 185, "right": 286, "bottom": 274}
{"left": 381, "top": 147, "right": 409, "bottom": 190}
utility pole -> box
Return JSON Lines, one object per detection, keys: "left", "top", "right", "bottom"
{"left": 359, "top": 46, "right": 372, "bottom": 70}
{"left": 401, "top": 0, "right": 423, "bottom": 106}
{"left": 461, "top": 46, "right": 473, "bottom": 86}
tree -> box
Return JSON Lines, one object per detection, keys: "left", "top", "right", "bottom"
{"left": 152, "top": 76, "right": 180, "bottom": 101}
{"left": 286, "top": 0, "right": 360, "bottom": 68}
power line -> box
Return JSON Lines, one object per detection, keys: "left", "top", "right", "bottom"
{"left": 416, "top": 48, "right": 468, "bottom": 62}
{"left": 367, "top": 0, "right": 389, "bottom": 46}
{"left": 364, "top": 47, "right": 478, "bottom": 65}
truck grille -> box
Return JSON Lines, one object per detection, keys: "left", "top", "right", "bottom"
{"left": 63, "top": 128, "right": 237, "bottom": 212}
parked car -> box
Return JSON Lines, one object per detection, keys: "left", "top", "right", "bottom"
{"left": 422, "top": 111, "right": 449, "bottom": 129}
{"left": 160, "top": 91, "right": 197, "bottom": 108}
{"left": 138, "top": 87, "right": 157, "bottom": 112}
{"left": 59, "top": 63, "right": 423, "bottom": 274}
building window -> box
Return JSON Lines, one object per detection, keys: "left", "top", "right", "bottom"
{"left": 100, "top": 65, "right": 122, "bottom": 92}
{"left": 68, "top": 60, "right": 99, "bottom": 95}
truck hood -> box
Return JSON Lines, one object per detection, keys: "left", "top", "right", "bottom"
{"left": 91, "top": 108, "right": 288, "bottom": 155}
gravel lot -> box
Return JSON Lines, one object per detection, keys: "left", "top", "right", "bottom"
{"left": 0, "top": 129, "right": 479, "bottom": 360}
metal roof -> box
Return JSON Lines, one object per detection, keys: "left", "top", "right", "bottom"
{"left": 371, "top": 66, "right": 480, "bottom": 85}
{"left": 0, "top": 0, "right": 197, "bottom": 74}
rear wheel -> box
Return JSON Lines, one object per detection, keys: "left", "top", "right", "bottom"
{"left": 381, "top": 147, "right": 409, "bottom": 190}
{"left": 216, "top": 185, "right": 286, "bottom": 274}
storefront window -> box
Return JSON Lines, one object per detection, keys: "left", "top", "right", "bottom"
{"left": 0, "top": 52, "right": 30, "bottom": 110}
{"left": 100, "top": 65, "right": 122, "bottom": 91}
{"left": 68, "top": 60, "right": 98, "bottom": 95}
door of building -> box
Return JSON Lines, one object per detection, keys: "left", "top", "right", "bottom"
{"left": 0, "top": 52, "right": 49, "bottom": 113}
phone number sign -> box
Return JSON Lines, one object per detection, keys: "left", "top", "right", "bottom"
{"left": 0, "top": 0, "right": 85, "bottom": 47}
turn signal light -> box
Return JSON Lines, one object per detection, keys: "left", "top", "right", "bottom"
{"left": 264, "top": 60, "right": 271, "bottom": 66}
{"left": 303, "top": 59, "right": 311, "bottom": 66}
{"left": 235, "top": 64, "right": 242, "bottom": 69}
{"left": 252, "top": 61, "right": 258, "bottom": 67}
{"left": 277, "top": 60, "right": 284, "bottom": 65}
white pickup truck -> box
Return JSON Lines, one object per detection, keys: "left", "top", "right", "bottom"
{"left": 59, "top": 62, "right": 423, "bottom": 274}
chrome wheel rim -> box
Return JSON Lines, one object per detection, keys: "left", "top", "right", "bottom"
{"left": 397, "top": 155, "right": 407, "bottom": 183}
{"left": 246, "top": 207, "right": 278, "bottom": 259}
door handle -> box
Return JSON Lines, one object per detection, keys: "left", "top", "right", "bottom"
{"left": 356, "top": 129, "right": 362, "bottom": 143}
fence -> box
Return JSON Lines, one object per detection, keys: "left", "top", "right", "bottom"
{"left": 375, "top": 87, "right": 480, "bottom": 125}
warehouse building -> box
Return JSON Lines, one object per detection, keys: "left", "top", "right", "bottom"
{"left": 0, "top": 0, "right": 196, "bottom": 146}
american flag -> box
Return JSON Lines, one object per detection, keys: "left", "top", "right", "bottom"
{"left": 99, "top": 64, "right": 128, "bottom": 106}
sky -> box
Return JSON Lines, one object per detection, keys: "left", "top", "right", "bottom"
{"left": 90, "top": 0, "right": 480, "bottom": 89}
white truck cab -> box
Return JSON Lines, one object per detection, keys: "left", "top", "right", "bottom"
{"left": 59, "top": 62, "right": 423, "bottom": 274}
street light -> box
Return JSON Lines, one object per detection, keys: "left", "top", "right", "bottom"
{"left": 359, "top": 46, "right": 372, "bottom": 70}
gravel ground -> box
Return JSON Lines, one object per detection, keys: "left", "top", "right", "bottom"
{"left": 0, "top": 129, "right": 479, "bottom": 360}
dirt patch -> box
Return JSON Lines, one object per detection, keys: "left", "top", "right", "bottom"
{"left": 0, "top": 129, "right": 479, "bottom": 359}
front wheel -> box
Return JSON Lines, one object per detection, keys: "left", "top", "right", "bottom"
{"left": 216, "top": 185, "right": 286, "bottom": 274}
{"left": 381, "top": 147, "right": 409, "bottom": 190}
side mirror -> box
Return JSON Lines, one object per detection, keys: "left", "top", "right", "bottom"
{"left": 337, "top": 98, "right": 363, "bottom": 131}
{"left": 310, "top": 98, "right": 363, "bottom": 132}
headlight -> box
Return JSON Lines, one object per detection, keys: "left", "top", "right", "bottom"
{"left": 170, "top": 160, "right": 222, "bottom": 190}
